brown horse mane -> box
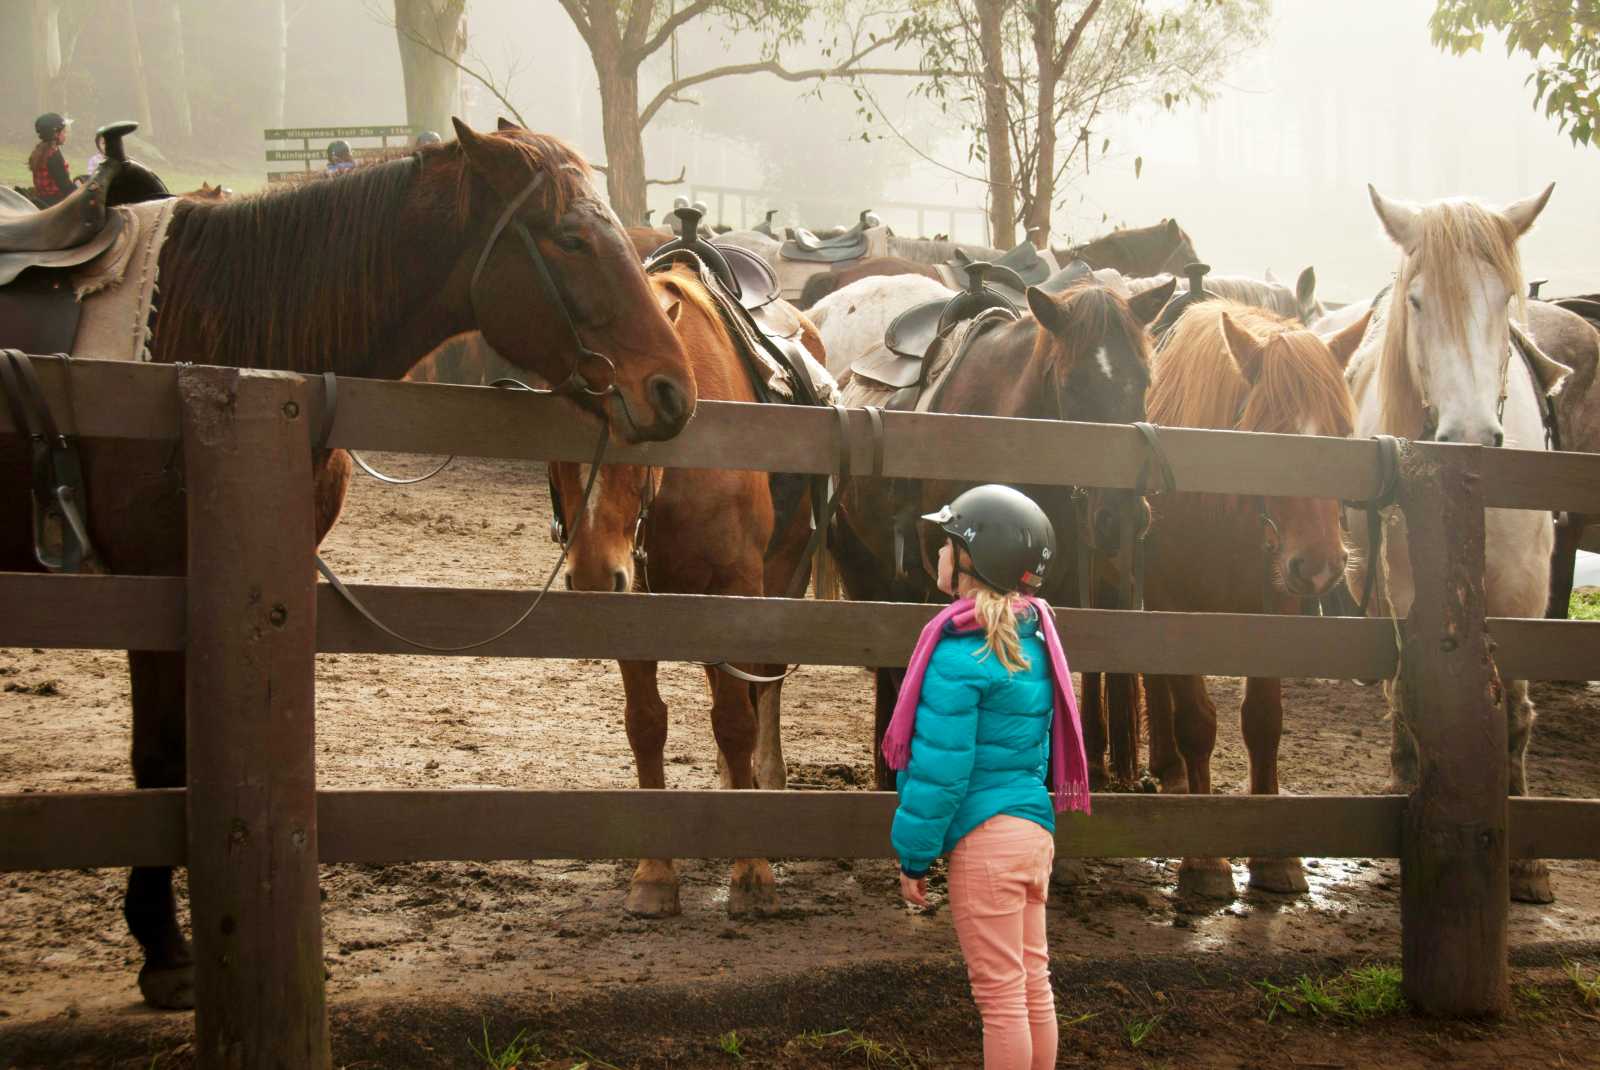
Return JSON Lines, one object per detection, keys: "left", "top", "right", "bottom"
{"left": 1150, "top": 300, "right": 1354, "bottom": 444}
{"left": 151, "top": 131, "right": 596, "bottom": 376}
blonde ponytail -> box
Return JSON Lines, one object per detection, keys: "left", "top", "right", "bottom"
{"left": 972, "top": 587, "right": 1030, "bottom": 673}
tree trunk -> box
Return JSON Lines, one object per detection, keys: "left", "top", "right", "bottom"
{"left": 975, "top": 0, "right": 1017, "bottom": 249}
{"left": 160, "top": 0, "right": 194, "bottom": 143}
{"left": 121, "top": 0, "right": 155, "bottom": 138}
{"left": 395, "top": 0, "right": 467, "bottom": 137}
{"left": 1024, "top": 0, "right": 1059, "bottom": 247}
{"left": 31, "top": 0, "right": 62, "bottom": 113}
{"left": 589, "top": 28, "right": 647, "bottom": 224}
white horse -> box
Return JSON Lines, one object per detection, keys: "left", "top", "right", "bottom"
{"left": 808, "top": 274, "right": 955, "bottom": 380}
{"left": 1345, "top": 184, "right": 1571, "bottom": 904}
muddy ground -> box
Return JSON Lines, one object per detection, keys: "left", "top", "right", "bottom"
{"left": 2, "top": 456, "right": 1597, "bottom": 1068}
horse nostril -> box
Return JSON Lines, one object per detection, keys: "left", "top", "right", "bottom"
{"left": 1288, "top": 557, "right": 1307, "bottom": 583}
{"left": 563, "top": 574, "right": 573, "bottom": 591}
{"left": 646, "top": 375, "right": 689, "bottom": 426}
{"left": 612, "top": 570, "right": 629, "bottom": 593}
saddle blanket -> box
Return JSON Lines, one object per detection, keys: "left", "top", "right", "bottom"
{"left": 70, "top": 197, "right": 177, "bottom": 363}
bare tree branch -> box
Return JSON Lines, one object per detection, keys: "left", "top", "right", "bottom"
{"left": 635, "top": 0, "right": 717, "bottom": 61}
{"left": 591, "top": 163, "right": 687, "bottom": 186}
{"left": 389, "top": 12, "right": 529, "bottom": 128}
{"left": 622, "top": 0, "right": 656, "bottom": 53}
{"left": 557, "top": 0, "right": 592, "bottom": 45}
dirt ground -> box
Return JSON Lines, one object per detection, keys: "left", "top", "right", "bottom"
{"left": 3, "top": 456, "right": 1597, "bottom": 1068}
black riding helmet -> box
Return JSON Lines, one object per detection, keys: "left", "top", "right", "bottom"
{"left": 34, "top": 112, "right": 68, "bottom": 140}
{"left": 414, "top": 130, "right": 442, "bottom": 146}
{"left": 923, "top": 484, "right": 1055, "bottom": 594}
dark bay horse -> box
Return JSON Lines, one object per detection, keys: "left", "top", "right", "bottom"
{"left": 0, "top": 119, "right": 696, "bottom": 1009}
{"left": 549, "top": 263, "right": 820, "bottom": 919}
{"left": 797, "top": 219, "right": 1199, "bottom": 309}
{"left": 827, "top": 280, "right": 1174, "bottom": 789}
{"left": 1132, "top": 301, "right": 1368, "bottom": 898}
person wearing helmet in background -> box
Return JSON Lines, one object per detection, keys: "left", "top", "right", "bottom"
{"left": 885, "top": 483, "right": 1091, "bottom": 1070}
{"left": 29, "top": 113, "right": 74, "bottom": 206}
{"left": 326, "top": 139, "right": 356, "bottom": 176}
{"left": 414, "top": 130, "right": 442, "bottom": 148}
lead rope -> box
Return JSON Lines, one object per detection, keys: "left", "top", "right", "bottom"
{"left": 313, "top": 373, "right": 611, "bottom": 653}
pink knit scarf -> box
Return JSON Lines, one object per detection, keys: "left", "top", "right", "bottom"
{"left": 880, "top": 596, "right": 1091, "bottom": 814}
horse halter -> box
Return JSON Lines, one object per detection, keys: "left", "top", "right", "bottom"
{"left": 468, "top": 170, "right": 617, "bottom": 401}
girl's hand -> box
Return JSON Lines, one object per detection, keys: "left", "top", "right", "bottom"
{"left": 899, "top": 873, "right": 928, "bottom": 907}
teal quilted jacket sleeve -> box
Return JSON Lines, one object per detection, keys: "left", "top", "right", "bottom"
{"left": 890, "top": 638, "right": 988, "bottom": 876}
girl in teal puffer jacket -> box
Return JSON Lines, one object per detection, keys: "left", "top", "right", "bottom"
{"left": 884, "top": 484, "right": 1091, "bottom": 1070}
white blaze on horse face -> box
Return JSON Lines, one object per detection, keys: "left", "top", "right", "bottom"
{"left": 1094, "top": 347, "right": 1112, "bottom": 379}
{"left": 1404, "top": 262, "right": 1511, "bottom": 447}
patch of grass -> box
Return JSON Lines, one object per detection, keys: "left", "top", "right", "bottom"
{"left": 468, "top": 1019, "right": 540, "bottom": 1069}
{"left": 1059, "top": 1009, "right": 1101, "bottom": 1029}
{"left": 716, "top": 1029, "right": 744, "bottom": 1060}
{"left": 568, "top": 1047, "right": 624, "bottom": 1070}
{"left": 1566, "top": 960, "right": 1600, "bottom": 1006}
{"left": 1254, "top": 964, "right": 1406, "bottom": 1023}
{"left": 784, "top": 1028, "right": 918, "bottom": 1068}
{"left": 1569, "top": 589, "right": 1600, "bottom": 621}
{"left": 1123, "top": 1014, "right": 1162, "bottom": 1048}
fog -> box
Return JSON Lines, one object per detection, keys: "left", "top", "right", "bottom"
{"left": 9, "top": 0, "right": 1598, "bottom": 301}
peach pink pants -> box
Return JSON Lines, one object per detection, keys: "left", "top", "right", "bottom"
{"left": 948, "top": 814, "right": 1057, "bottom": 1070}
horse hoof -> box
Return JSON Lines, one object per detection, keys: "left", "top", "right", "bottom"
{"left": 624, "top": 880, "right": 682, "bottom": 918}
{"left": 138, "top": 962, "right": 195, "bottom": 1010}
{"left": 1176, "top": 858, "right": 1235, "bottom": 900}
{"left": 1511, "top": 859, "right": 1555, "bottom": 904}
{"left": 728, "top": 867, "right": 780, "bottom": 918}
{"left": 1247, "top": 857, "right": 1309, "bottom": 895}
{"left": 755, "top": 762, "right": 787, "bottom": 791}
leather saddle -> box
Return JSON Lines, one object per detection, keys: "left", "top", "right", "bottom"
{"left": 781, "top": 210, "right": 881, "bottom": 263}
{"left": 1033, "top": 257, "right": 1094, "bottom": 295}
{"left": 648, "top": 205, "right": 781, "bottom": 312}
{"left": 852, "top": 262, "right": 1024, "bottom": 395}
{"left": 1149, "top": 262, "right": 1215, "bottom": 342}
{"left": 0, "top": 121, "right": 170, "bottom": 286}
{"left": 946, "top": 239, "right": 1054, "bottom": 292}
{"left": 754, "top": 209, "right": 779, "bottom": 238}
{"left": 0, "top": 121, "right": 172, "bottom": 353}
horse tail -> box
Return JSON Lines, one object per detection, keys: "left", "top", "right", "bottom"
{"left": 799, "top": 270, "right": 844, "bottom": 310}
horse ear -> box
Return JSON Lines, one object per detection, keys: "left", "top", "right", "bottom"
{"left": 453, "top": 116, "right": 523, "bottom": 200}
{"left": 1127, "top": 276, "right": 1177, "bottom": 328}
{"left": 1220, "top": 312, "right": 1266, "bottom": 385}
{"left": 497, "top": 116, "right": 520, "bottom": 132}
{"left": 1501, "top": 182, "right": 1554, "bottom": 237}
{"left": 1296, "top": 266, "right": 1317, "bottom": 307}
{"left": 1164, "top": 219, "right": 1180, "bottom": 241}
{"left": 1026, "top": 286, "right": 1066, "bottom": 334}
{"left": 1264, "top": 267, "right": 1280, "bottom": 284}
{"left": 1369, "top": 184, "right": 1422, "bottom": 253}
{"left": 1323, "top": 308, "right": 1371, "bottom": 369}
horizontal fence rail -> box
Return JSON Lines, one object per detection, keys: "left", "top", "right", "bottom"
{"left": 7, "top": 357, "right": 1600, "bottom": 512}
{"left": 4, "top": 573, "right": 1597, "bottom": 681}
{"left": 4, "top": 790, "right": 1597, "bottom": 872}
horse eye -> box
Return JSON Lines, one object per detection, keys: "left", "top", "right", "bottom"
{"left": 555, "top": 233, "right": 588, "bottom": 253}
{"left": 1408, "top": 294, "right": 1422, "bottom": 311}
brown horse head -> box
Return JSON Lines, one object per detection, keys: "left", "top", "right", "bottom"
{"left": 451, "top": 120, "right": 695, "bottom": 440}
{"left": 183, "top": 181, "right": 232, "bottom": 200}
{"left": 1058, "top": 219, "right": 1198, "bottom": 278}
{"left": 1149, "top": 301, "right": 1368, "bottom": 598}
{"left": 554, "top": 265, "right": 756, "bottom": 592}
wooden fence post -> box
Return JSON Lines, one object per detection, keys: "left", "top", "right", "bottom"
{"left": 181, "top": 367, "right": 329, "bottom": 1067}
{"left": 1395, "top": 443, "right": 1508, "bottom": 1016}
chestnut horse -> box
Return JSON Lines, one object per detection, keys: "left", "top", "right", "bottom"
{"left": 1131, "top": 301, "right": 1369, "bottom": 899}
{"left": 826, "top": 280, "right": 1174, "bottom": 789}
{"left": 549, "top": 263, "right": 822, "bottom": 918}
{"left": 0, "top": 119, "right": 695, "bottom": 1009}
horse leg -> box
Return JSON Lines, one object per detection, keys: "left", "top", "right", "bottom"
{"left": 1546, "top": 514, "right": 1585, "bottom": 619}
{"left": 1166, "top": 673, "right": 1233, "bottom": 899}
{"left": 1144, "top": 674, "right": 1186, "bottom": 793}
{"left": 619, "top": 660, "right": 680, "bottom": 918}
{"left": 1506, "top": 679, "right": 1554, "bottom": 903}
{"left": 753, "top": 681, "right": 787, "bottom": 790}
{"left": 125, "top": 651, "right": 195, "bottom": 1009}
{"left": 1079, "top": 672, "right": 1112, "bottom": 790}
{"left": 706, "top": 666, "right": 779, "bottom": 917}
{"left": 1240, "top": 677, "right": 1308, "bottom": 894}
{"left": 1107, "top": 672, "right": 1142, "bottom": 785}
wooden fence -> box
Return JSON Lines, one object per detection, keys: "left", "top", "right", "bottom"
{"left": 3, "top": 357, "right": 1600, "bottom": 1067}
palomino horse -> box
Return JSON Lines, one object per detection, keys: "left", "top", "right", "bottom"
{"left": 1132, "top": 302, "right": 1369, "bottom": 898}
{"left": 824, "top": 279, "right": 1174, "bottom": 789}
{"left": 0, "top": 119, "right": 696, "bottom": 1009}
{"left": 1346, "top": 184, "right": 1570, "bottom": 904}
{"left": 549, "top": 263, "right": 822, "bottom": 918}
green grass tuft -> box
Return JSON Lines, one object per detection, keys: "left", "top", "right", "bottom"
{"left": 1567, "top": 959, "right": 1600, "bottom": 1005}
{"left": 468, "top": 1019, "right": 540, "bottom": 1069}
{"left": 1569, "top": 589, "right": 1600, "bottom": 621}
{"left": 1123, "top": 1014, "right": 1162, "bottom": 1047}
{"left": 716, "top": 1029, "right": 744, "bottom": 1060}
{"left": 1255, "top": 964, "right": 1405, "bottom": 1023}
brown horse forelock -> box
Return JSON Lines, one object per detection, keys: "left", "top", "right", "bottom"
{"left": 151, "top": 132, "right": 621, "bottom": 379}
{"left": 1148, "top": 301, "right": 1356, "bottom": 596}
